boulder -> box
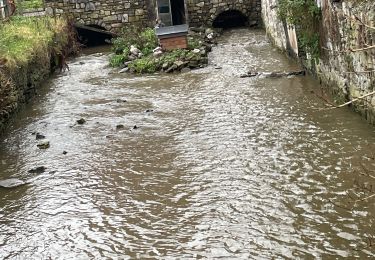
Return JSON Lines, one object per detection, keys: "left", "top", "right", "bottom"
{"left": 119, "top": 67, "right": 129, "bottom": 73}
{"left": 181, "top": 67, "right": 191, "bottom": 73}
{"left": 153, "top": 51, "right": 163, "bottom": 57}
{"left": 37, "top": 141, "right": 50, "bottom": 149}
{"left": 28, "top": 166, "right": 46, "bottom": 174}
{"left": 166, "top": 64, "right": 178, "bottom": 73}
{"left": 174, "top": 60, "right": 185, "bottom": 69}
{"left": 35, "top": 133, "right": 45, "bottom": 140}
{"left": 76, "top": 118, "right": 86, "bottom": 125}
{"left": 130, "top": 45, "right": 141, "bottom": 56}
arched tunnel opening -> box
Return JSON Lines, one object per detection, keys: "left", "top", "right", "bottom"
{"left": 75, "top": 25, "right": 113, "bottom": 47}
{"left": 212, "top": 10, "right": 248, "bottom": 29}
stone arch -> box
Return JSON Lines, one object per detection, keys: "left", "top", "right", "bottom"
{"left": 75, "top": 20, "right": 113, "bottom": 47}
{"left": 187, "top": 0, "right": 260, "bottom": 28}
{"left": 78, "top": 18, "right": 112, "bottom": 32}
{"left": 212, "top": 9, "right": 249, "bottom": 28}
{"left": 208, "top": 3, "right": 250, "bottom": 25}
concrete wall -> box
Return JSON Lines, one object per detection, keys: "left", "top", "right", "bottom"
{"left": 262, "top": 0, "right": 375, "bottom": 124}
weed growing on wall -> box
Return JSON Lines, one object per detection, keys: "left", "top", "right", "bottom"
{"left": 278, "top": 0, "right": 322, "bottom": 59}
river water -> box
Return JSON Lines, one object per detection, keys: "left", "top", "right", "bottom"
{"left": 1, "top": 29, "right": 375, "bottom": 259}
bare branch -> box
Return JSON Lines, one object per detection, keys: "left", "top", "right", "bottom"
{"left": 323, "top": 90, "right": 375, "bottom": 110}
{"left": 352, "top": 14, "right": 375, "bottom": 31}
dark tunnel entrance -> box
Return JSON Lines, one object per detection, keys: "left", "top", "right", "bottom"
{"left": 171, "top": 0, "right": 186, "bottom": 25}
{"left": 212, "top": 10, "right": 248, "bottom": 29}
{"left": 75, "top": 25, "right": 113, "bottom": 47}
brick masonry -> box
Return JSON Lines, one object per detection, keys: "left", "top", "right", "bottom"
{"left": 44, "top": 0, "right": 261, "bottom": 32}
{"left": 160, "top": 36, "right": 188, "bottom": 50}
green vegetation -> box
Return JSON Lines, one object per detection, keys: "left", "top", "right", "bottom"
{"left": 111, "top": 26, "right": 158, "bottom": 57}
{"left": 278, "top": 0, "right": 321, "bottom": 59}
{"left": 0, "top": 16, "right": 77, "bottom": 132}
{"left": 16, "top": 0, "right": 44, "bottom": 10}
{"left": 0, "top": 16, "right": 69, "bottom": 68}
{"left": 110, "top": 26, "right": 209, "bottom": 74}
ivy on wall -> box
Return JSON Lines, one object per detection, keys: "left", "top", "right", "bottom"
{"left": 278, "top": 0, "right": 321, "bottom": 59}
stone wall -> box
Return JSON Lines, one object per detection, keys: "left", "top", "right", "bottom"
{"left": 186, "top": 0, "right": 262, "bottom": 27}
{"left": 262, "top": 0, "right": 375, "bottom": 124}
{"left": 44, "top": 0, "right": 153, "bottom": 31}
{"left": 44, "top": 0, "right": 262, "bottom": 30}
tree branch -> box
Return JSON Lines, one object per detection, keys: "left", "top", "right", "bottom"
{"left": 325, "top": 90, "right": 375, "bottom": 110}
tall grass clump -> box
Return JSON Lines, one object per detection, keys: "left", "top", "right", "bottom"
{"left": 0, "top": 16, "right": 70, "bottom": 68}
{"left": 16, "top": 0, "right": 44, "bottom": 10}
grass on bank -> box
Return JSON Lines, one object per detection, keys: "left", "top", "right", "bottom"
{"left": 0, "top": 16, "right": 68, "bottom": 68}
{"left": 16, "top": 0, "right": 44, "bottom": 10}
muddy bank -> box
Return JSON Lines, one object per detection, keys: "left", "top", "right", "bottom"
{"left": 0, "top": 18, "right": 78, "bottom": 133}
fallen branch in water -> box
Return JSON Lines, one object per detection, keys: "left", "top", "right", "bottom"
{"left": 324, "top": 90, "right": 375, "bottom": 110}
{"left": 240, "top": 70, "right": 306, "bottom": 78}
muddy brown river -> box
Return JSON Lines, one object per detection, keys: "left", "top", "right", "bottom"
{"left": 1, "top": 29, "right": 375, "bottom": 259}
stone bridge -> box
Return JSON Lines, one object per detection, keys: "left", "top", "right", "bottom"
{"left": 44, "top": 0, "right": 261, "bottom": 32}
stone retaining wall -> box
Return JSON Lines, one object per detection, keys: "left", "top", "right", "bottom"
{"left": 44, "top": 0, "right": 262, "bottom": 31}
{"left": 44, "top": 0, "right": 153, "bottom": 31}
{"left": 262, "top": 0, "right": 375, "bottom": 124}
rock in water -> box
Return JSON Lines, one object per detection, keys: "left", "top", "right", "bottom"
{"left": 76, "top": 118, "right": 86, "bottom": 125}
{"left": 0, "top": 178, "right": 26, "bottom": 188}
{"left": 36, "top": 133, "right": 46, "bottom": 140}
{"left": 119, "top": 67, "right": 129, "bottom": 73}
{"left": 28, "top": 166, "right": 46, "bottom": 174}
{"left": 37, "top": 141, "right": 50, "bottom": 149}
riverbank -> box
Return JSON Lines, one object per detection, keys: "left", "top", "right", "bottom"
{"left": 0, "top": 16, "right": 77, "bottom": 133}
{"left": 262, "top": 0, "right": 375, "bottom": 124}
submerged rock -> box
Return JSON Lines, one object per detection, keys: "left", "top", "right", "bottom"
{"left": 181, "top": 67, "right": 191, "bottom": 73}
{"left": 35, "top": 133, "right": 46, "bottom": 140}
{"left": 116, "top": 124, "right": 125, "bottom": 130}
{"left": 76, "top": 118, "right": 86, "bottom": 125}
{"left": 28, "top": 166, "right": 46, "bottom": 174}
{"left": 37, "top": 141, "right": 50, "bottom": 149}
{"left": 0, "top": 178, "right": 26, "bottom": 188}
{"left": 119, "top": 67, "right": 129, "bottom": 73}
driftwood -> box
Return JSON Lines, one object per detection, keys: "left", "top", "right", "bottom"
{"left": 325, "top": 90, "right": 375, "bottom": 110}
{"left": 240, "top": 70, "right": 306, "bottom": 78}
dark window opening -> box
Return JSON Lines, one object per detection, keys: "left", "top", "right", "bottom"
{"left": 159, "top": 6, "right": 170, "bottom": 13}
{"left": 75, "top": 25, "right": 112, "bottom": 47}
{"left": 171, "top": 0, "right": 186, "bottom": 25}
{"left": 213, "top": 10, "right": 248, "bottom": 29}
